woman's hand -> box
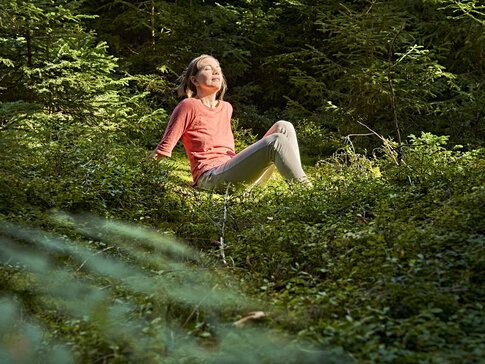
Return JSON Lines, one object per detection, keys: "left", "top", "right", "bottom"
{"left": 146, "top": 151, "right": 165, "bottom": 162}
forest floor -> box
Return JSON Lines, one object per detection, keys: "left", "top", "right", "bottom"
{"left": 1, "top": 125, "right": 484, "bottom": 363}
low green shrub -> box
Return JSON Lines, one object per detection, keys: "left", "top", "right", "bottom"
{"left": 190, "top": 133, "right": 485, "bottom": 362}
{"left": 1, "top": 113, "right": 483, "bottom": 363}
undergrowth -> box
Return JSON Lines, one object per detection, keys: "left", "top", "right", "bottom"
{"left": 1, "top": 114, "right": 484, "bottom": 363}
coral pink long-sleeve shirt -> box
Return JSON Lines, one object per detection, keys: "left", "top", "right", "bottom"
{"left": 154, "top": 98, "right": 235, "bottom": 184}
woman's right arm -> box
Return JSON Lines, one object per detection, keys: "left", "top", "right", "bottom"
{"left": 148, "top": 100, "right": 194, "bottom": 161}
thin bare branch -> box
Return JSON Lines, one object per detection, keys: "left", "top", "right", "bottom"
{"left": 365, "top": 0, "right": 377, "bottom": 15}
{"left": 388, "top": 23, "right": 405, "bottom": 146}
{"left": 355, "top": 119, "right": 400, "bottom": 166}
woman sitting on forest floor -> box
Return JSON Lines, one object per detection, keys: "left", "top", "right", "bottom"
{"left": 148, "top": 54, "right": 312, "bottom": 190}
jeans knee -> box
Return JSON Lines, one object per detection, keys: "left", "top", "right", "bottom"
{"left": 274, "top": 120, "right": 295, "bottom": 134}
{"left": 271, "top": 132, "right": 291, "bottom": 152}
{"left": 265, "top": 133, "right": 281, "bottom": 146}
{"left": 264, "top": 133, "right": 285, "bottom": 154}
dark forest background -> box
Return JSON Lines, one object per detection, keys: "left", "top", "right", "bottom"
{"left": 2, "top": 0, "right": 484, "bottom": 147}
{"left": 1, "top": 1, "right": 484, "bottom": 363}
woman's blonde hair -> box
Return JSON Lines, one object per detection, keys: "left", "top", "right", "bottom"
{"left": 176, "top": 54, "right": 227, "bottom": 100}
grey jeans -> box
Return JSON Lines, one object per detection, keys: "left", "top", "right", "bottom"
{"left": 196, "top": 120, "right": 310, "bottom": 190}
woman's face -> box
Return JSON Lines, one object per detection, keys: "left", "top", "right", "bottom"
{"left": 190, "top": 57, "right": 223, "bottom": 94}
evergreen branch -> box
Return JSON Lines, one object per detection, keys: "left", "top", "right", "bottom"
{"left": 394, "top": 44, "right": 420, "bottom": 65}
{"left": 452, "top": 0, "right": 485, "bottom": 25}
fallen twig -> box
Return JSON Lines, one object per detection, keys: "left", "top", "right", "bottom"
{"left": 219, "top": 182, "right": 231, "bottom": 266}
{"left": 234, "top": 311, "right": 266, "bottom": 325}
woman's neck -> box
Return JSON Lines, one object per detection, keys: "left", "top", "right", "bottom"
{"left": 195, "top": 91, "right": 219, "bottom": 109}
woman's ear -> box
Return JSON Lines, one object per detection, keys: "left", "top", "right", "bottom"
{"left": 190, "top": 75, "right": 198, "bottom": 86}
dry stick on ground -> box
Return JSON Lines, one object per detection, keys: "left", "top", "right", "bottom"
{"left": 388, "top": 23, "right": 405, "bottom": 147}
{"left": 219, "top": 182, "right": 231, "bottom": 266}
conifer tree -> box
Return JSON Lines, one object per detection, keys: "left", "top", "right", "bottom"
{"left": 0, "top": 0, "right": 126, "bottom": 124}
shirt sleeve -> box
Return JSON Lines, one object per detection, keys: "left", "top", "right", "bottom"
{"left": 154, "top": 100, "right": 194, "bottom": 157}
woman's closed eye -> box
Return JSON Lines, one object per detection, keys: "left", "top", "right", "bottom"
{"left": 202, "top": 66, "right": 221, "bottom": 73}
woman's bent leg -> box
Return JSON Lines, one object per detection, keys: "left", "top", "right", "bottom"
{"left": 263, "top": 120, "right": 308, "bottom": 183}
{"left": 196, "top": 121, "right": 310, "bottom": 189}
